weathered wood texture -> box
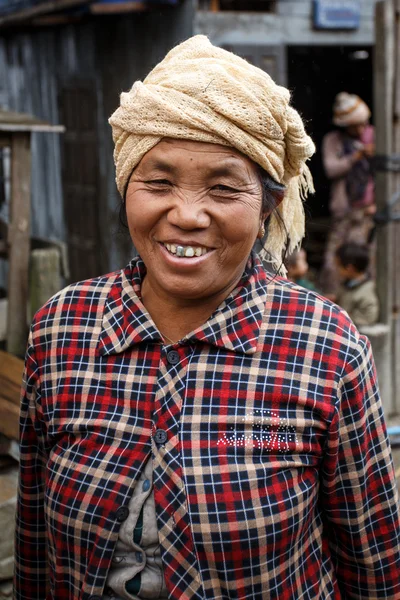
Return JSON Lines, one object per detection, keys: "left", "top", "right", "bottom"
{"left": 392, "top": 0, "right": 400, "bottom": 412}
{"left": 6, "top": 132, "right": 31, "bottom": 357}
{"left": 29, "top": 247, "right": 61, "bottom": 316}
{"left": 0, "top": 1, "right": 194, "bottom": 286}
{"left": 374, "top": 0, "right": 400, "bottom": 416}
{"left": 196, "top": 0, "right": 378, "bottom": 46}
{"left": 0, "top": 350, "right": 24, "bottom": 441}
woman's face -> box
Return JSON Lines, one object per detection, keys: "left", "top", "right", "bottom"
{"left": 125, "top": 139, "right": 270, "bottom": 304}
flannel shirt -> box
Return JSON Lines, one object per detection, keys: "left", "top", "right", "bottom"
{"left": 14, "top": 254, "right": 400, "bottom": 600}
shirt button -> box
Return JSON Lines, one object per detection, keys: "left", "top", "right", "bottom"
{"left": 135, "top": 551, "right": 144, "bottom": 563}
{"left": 115, "top": 506, "right": 129, "bottom": 522}
{"left": 112, "top": 555, "right": 123, "bottom": 564}
{"left": 154, "top": 429, "right": 168, "bottom": 445}
{"left": 166, "top": 350, "right": 180, "bottom": 365}
{"left": 142, "top": 479, "right": 151, "bottom": 492}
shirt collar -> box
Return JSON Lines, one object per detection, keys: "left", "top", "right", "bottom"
{"left": 344, "top": 273, "right": 369, "bottom": 289}
{"left": 98, "top": 253, "right": 269, "bottom": 356}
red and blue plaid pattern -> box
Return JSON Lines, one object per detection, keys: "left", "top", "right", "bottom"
{"left": 14, "top": 254, "right": 400, "bottom": 600}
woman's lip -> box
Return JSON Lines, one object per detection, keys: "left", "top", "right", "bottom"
{"left": 158, "top": 242, "right": 213, "bottom": 266}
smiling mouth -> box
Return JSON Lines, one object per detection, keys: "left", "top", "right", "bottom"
{"left": 162, "top": 243, "right": 209, "bottom": 258}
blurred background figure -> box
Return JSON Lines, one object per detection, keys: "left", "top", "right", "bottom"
{"left": 319, "top": 92, "right": 376, "bottom": 300}
{"left": 335, "top": 242, "right": 379, "bottom": 328}
{"left": 286, "top": 248, "right": 316, "bottom": 291}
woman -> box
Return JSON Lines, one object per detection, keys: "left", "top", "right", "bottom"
{"left": 320, "top": 92, "right": 376, "bottom": 299}
{"left": 14, "top": 37, "right": 400, "bottom": 600}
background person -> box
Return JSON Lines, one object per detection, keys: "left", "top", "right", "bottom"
{"left": 14, "top": 36, "right": 400, "bottom": 600}
{"left": 335, "top": 242, "right": 379, "bottom": 328}
{"left": 286, "top": 247, "right": 316, "bottom": 290}
{"left": 320, "top": 92, "right": 375, "bottom": 299}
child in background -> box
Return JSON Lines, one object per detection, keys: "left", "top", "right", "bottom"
{"left": 335, "top": 242, "right": 379, "bottom": 327}
{"left": 286, "top": 248, "right": 316, "bottom": 291}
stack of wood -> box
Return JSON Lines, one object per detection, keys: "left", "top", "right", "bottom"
{"left": 0, "top": 350, "right": 23, "bottom": 599}
{"left": 0, "top": 350, "right": 23, "bottom": 442}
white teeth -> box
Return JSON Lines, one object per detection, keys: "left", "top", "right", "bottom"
{"left": 163, "top": 243, "right": 208, "bottom": 258}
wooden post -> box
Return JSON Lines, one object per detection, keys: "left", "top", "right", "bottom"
{"left": 392, "top": 0, "right": 400, "bottom": 413}
{"left": 6, "top": 133, "right": 31, "bottom": 357}
{"left": 29, "top": 248, "right": 61, "bottom": 319}
{"left": 374, "top": 0, "right": 395, "bottom": 414}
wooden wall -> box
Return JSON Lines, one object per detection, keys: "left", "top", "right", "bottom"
{"left": 196, "top": 0, "right": 377, "bottom": 46}
{"left": 0, "top": 1, "right": 194, "bottom": 285}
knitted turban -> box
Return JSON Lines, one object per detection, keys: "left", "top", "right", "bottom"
{"left": 333, "top": 92, "right": 371, "bottom": 128}
{"left": 109, "top": 35, "right": 315, "bottom": 267}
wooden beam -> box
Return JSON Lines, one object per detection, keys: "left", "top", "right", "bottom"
{"left": 90, "top": 2, "right": 150, "bottom": 14}
{"left": 210, "top": 0, "right": 220, "bottom": 11}
{"left": 6, "top": 133, "right": 31, "bottom": 357}
{"left": 0, "top": 0, "right": 93, "bottom": 27}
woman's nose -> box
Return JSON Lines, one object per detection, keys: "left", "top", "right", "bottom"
{"left": 167, "top": 201, "right": 211, "bottom": 230}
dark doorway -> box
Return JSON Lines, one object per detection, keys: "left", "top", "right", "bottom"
{"left": 287, "top": 46, "right": 373, "bottom": 267}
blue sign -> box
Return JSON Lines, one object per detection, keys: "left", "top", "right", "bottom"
{"left": 313, "top": 0, "right": 361, "bottom": 30}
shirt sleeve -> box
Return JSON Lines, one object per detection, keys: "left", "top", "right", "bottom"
{"left": 320, "top": 335, "right": 400, "bottom": 599}
{"left": 322, "top": 131, "right": 354, "bottom": 180}
{"left": 13, "top": 332, "right": 49, "bottom": 600}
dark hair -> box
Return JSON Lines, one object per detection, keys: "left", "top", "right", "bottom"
{"left": 336, "top": 243, "right": 370, "bottom": 273}
{"left": 258, "top": 167, "right": 286, "bottom": 215}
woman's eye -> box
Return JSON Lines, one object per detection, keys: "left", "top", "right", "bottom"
{"left": 145, "top": 179, "right": 172, "bottom": 187}
{"left": 212, "top": 184, "right": 239, "bottom": 193}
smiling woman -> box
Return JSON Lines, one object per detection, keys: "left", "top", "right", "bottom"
{"left": 124, "top": 139, "right": 277, "bottom": 341}
{"left": 14, "top": 35, "right": 400, "bottom": 600}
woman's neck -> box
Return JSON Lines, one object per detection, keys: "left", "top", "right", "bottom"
{"left": 140, "top": 275, "right": 239, "bottom": 344}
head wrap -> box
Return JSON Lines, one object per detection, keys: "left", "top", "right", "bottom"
{"left": 333, "top": 92, "right": 371, "bottom": 128}
{"left": 109, "top": 35, "right": 315, "bottom": 268}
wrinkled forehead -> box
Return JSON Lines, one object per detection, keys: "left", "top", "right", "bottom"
{"left": 134, "top": 138, "right": 260, "bottom": 180}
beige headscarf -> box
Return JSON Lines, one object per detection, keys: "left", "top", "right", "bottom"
{"left": 109, "top": 35, "right": 315, "bottom": 268}
{"left": 333, "top": 92, "right": 371, "bottom": 128}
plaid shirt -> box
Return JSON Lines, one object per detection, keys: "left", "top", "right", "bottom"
{"left": 15, "top": 254, "right": 400, "bottom": 600}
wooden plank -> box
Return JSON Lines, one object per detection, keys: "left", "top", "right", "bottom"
{"left": 0, "top": 123, "right": 65, "bottom": 133}
{"left": 6, "top": 133, "right": 31, "bottom": 357}
{"left": 0, "top": 350, "right": 24, "bottom": 406}
{"left": 90, "top": 2, "right": 149, "bottom": 13}
{"left": 0, "top": 0, "right": 92, "bottom": 27}
{"left": 0, "top": 398, "right": 19, "bottom": 441}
